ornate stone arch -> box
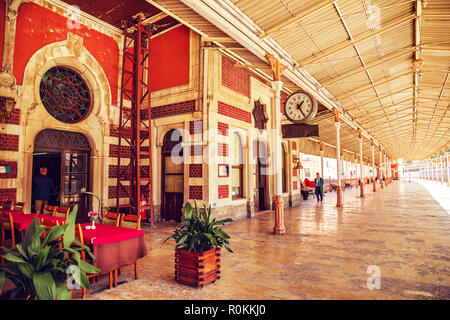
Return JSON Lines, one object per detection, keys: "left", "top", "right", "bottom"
{"left": 20, "top": 33, "right": 112, "bottom": 129}
{"left": 19, "top": 34, "right": 112, "bottom": 212}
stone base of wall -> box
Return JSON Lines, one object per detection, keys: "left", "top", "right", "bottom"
{"left": 152, "top": 204, "right": 162, "bottom": 223}
{"left": 211, "top": 202, "right": 248, "bottom": 221}
{"left": 289, "top": 193, "right": 302, "bottom": 208}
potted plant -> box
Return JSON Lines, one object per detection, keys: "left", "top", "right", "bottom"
{"left": 164, "top": 201, "right": 233, "bottom": 288}
{"left": 0, "top": 205, "right": 101, "bottom": 300}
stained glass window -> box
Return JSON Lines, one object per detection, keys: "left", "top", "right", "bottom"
{"left": 39, "top": 66, "right": 91, "bottom": 123}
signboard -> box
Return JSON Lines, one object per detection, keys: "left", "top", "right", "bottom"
{"left": 281, "top": 124, "right": 319, "bottom": 139}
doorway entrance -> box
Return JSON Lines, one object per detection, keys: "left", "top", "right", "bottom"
{"left": 32, "top": 129, "right": 91, "bottom": 214}
{"left": 254, "top": 140, "right": 268, "bottom": 211}
{"left": 161, "top": 129, "right": 184, "bottom": 222}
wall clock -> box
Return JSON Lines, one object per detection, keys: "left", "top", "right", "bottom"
{"left": 284, "top": 91, "right": 318, "bottom": 124}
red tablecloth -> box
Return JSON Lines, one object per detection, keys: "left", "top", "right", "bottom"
{"left": 79, "top": 223, "right": 147, "bottom": 273}
{"left": 5, "top": 211, "right": 66, "bottom": 231}
{"left": 80, "top": 223, "right": 144, "bottom": 248}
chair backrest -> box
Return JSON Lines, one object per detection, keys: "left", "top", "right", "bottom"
{"left": 120, "top": 214, "right": 141, "bottom": 230}
{"left": 0, "top": 210, "right": 15, "bottom": 247}
{"left": 40, "top": 217, "right": 60, "bottom": 239}
{"left": 54, "top": 207, "right": 70, "bottom": 219}
{"left": 0, "top": 200, "right": 14, "bottom": 210}
{"left": 11, "top": 202, "right": 25, "bottom": 212}
{"left": 42, "top": 205, "right": 57, "bottom": 216}
{"left": 102, "top": 212, "right": 121, "bottom": 227}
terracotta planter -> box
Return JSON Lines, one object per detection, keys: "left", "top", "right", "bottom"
{"left": 174, "top": 248, "right": 221, "bottom": 288}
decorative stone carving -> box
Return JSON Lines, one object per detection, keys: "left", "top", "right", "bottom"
{"left": 252, "top": 100, "right": 268, "bottom": 131}
{"left": 67, "top": 32, "right": 84, "bottom": 57}
{"left": 0, "top": 71, "right": 16, "bottom": 90}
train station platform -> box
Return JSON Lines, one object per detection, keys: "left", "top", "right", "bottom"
{"left": 86, "top": 180, "right": 450, "bottom": 300}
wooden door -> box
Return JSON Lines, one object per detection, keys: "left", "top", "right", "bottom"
{"left": 61, "top": 151, "right": 90, "bottom": 210}
{"left": 161, "top": 129, "right": 184, "bottom": 222}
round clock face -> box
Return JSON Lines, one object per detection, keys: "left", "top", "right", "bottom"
{"left": 284, "top": 91, "right": 318, "bottom": 123}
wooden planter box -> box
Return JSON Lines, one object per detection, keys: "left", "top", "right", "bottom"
{"left": 175, "top": 248, "right": 221, "bottom": 288}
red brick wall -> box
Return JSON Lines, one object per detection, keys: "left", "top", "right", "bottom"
{"left": 0, "top": 188, "right": 16, "bottom": 201}
{"left": 109, "top": 145, "right": 131, "bottom": 158}
{"left": 218, "top": 185, "right": 229, "bottom": 199}
{"left": 0, "top": 161, "right": 17, "bottom": 179}
{"left": 0, "top": 133, "right": 19, "bottom": 151}
{"left": 293, "top": 168, "right": 297, "bottom": 177}
{"left": 217, "top": 122, "right": 229, "bottom": 136}
{"left": 190, "top": 145, "right": 203, "bottom": 156}
{"left": 293, "top": 181, "right": 298, "bottom": 190}
{"left": 221, "top": 55, "right": 250, "bottom": 97}
{"left": 152, "top": 100, "right": 195, "bottom": 119}
{"left": 0, "top": 109, "right": 20, "bottom": 125}
{"left": 280, "top": 91, "right": 288, "bottom": 114}
{"left": 218, "top": 142, "right": 228, "bottom": 157}
{"left": 189, "top": 164, "right": 202, "bottom": 178}
{"left": 109, "top": 165, "right": 149, "bottom": 179}
{"left": 218, "top": 101, "right": 251, "bottom": 123}
{"left": 189, "top": 185, "right": 202, "bottom": 200}
{"left": 189, "top": 120, "right": 203, "bottom": 135}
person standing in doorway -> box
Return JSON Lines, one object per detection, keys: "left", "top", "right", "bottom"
{"left": 314, "top": 172, "right": 324, "bottom": 203}
{"left": 32, "top": 167, "right": 55, "bottom": 213}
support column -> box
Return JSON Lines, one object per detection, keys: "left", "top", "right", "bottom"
{"left": 335, "top": 110, "right": 343, "bottom": 207}
{"left": 440, "top": 150, "right": 444, "bottom": 185}
{"left": 272, "top": 80, "right": 285, "bottom": 235}
{"left": 446, "top": 149, "right": 450, "bottom": 187}
{"left": 320, "top": 142, "right": 324, "bottom": 179}
{"left": 372, "top": 141, "right": 376, "bottom": 192}
{"left": 266, "top": 54, "right": 287, "bottom": 235}
{"left": 383, "top": 152, "right": 387, "bottom": 186}
{"left": 379, "top": 147, "right": 384, "bottom": 189}
{"left": 431, "top": 157, "right": 435, "bottom": 182}
{"left": 359, "top": 130, "right": 365, "bottom": 197}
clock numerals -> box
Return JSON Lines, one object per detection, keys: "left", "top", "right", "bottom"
{"left": 284, "top": 92, "right": 317, "bottom": 123}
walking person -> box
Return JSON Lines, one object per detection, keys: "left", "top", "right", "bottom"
{"left": 32, "top": 167, "right": 55, "bottom": 213}
{"left": 314, "top": 172, "right": 324, "bottom": 203}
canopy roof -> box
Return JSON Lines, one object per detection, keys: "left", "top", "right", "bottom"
{"left": 149, "top": 0, "right": 449, "bottom": 161}
{"left": 59, "top": 0, "right": 449, "bottom": 162}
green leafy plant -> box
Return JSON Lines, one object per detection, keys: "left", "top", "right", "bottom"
{"left": 164, "top": 201, "right": 233, "bottom": 253}
{"left": 0, "top": 205, "right": 101, "bottom": 300}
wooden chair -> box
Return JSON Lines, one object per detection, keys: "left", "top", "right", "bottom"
{"left": 42, "top": 205, "right": 57, "bottom": 216}
{"left": 11, "top": 202, "right": 25, "bottom": 212}
{"left": 0, "top": 200, "right": 14, "bottom": 210}
{"left": 102, "top": 212, "right": 121, "bottom": 227}
{"left": 53, "top": 207, "right": 70, "bottom": 219}
{"left": 119, "top": 214, "right": 141, "bottom": 279}
{"left": 75, "top": 224, "right": 113, "bottom": 299}
{"left": 40, "top": 217, "right": 60, "bottom": 240}
{"left": 0, "top": 211, "right": 15, "bottom": 264}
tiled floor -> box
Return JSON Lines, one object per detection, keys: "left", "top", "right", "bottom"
{"left": 85, "top": 180, "right": 450, "bottom": 300}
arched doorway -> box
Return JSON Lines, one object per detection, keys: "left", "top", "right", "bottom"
{"left": 161, "top": 129, "right": 184, "bottom": 222}
{"left": 254, "top": 139, "right": 268, "bottom": 211}
{"left": 32, "top": 129, "right": 91, "bottom": 213}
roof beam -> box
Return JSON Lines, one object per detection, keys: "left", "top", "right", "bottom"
{"left": 296, "top": 14, "right": 417, "bottom": 68}
{"left": 143, "top": 12, "right": 169, "bottom": 24}
{"left": 359, "top": 106, "right": 412, "bottom": 125}
{"left": 321, "top": 48, "right": 415, "bottom": 85}
{"left": 336, "top": 71, "right": 413, "bottom": 100}
{"left": 345, "top": 86, "right": 413, "bottom": 111}
{"left": 259, "top": 0, "right": 336, "bottom": 39}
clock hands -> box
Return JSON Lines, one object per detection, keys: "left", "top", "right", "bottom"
{"left": 296, "top": 101, "right": 306, "bottom": 118}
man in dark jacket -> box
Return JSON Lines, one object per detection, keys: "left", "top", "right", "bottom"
{"left": 314, "top": 172, "right": 324, "bottom": 203}
{"left": 33, "top": 167, "right": 55, "bottom": 213}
